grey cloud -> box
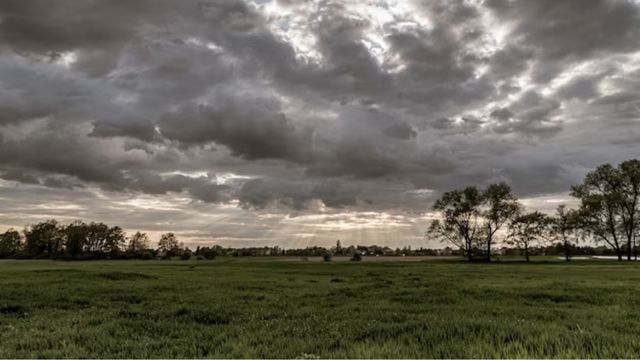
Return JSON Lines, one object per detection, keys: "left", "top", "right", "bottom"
{"left": 157, "top": 88, "right": 313, "bottom": 162}
{"left": 490, "top": 108, "right": 514, "bottom": 122}
{"left": 556, "top": 75, "right": 602, "bottom": 101}
{"left": 0, "top": 168, "right": 40, "bottom": 184}
{"left": 486, "top": 0, "right": 640, "bottom": 60}
{"left": 592, "top": 92, "right": 640, "bottom": 106}
{"left": 383, "top": 122, "right": 417, "bottom": 140}
{"left": 0, "top": 0, "right": 639, "bottom": 221}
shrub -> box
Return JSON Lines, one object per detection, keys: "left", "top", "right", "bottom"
{"left": 323, "top": 254, "right": 332, "bottom": 262}
{"left": 350, "top": 253, "right": 362, "bottom": 261}
{"left": 180, "top": 250, "right": 192, "bottom": 260}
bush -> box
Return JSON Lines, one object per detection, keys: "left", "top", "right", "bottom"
{"left": 180, "top": 250, "right": 192, "bottom": 260}
{"left": 350, "top": 253, "right": 362, "bottom": 261}
{"left": 323, "top": 254, "right": 332, "bottom": 262}
{"left": 139, "top": 250, "right": 155, "bottom": 260}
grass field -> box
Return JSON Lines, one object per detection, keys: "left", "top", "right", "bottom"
{"left": 1, "top": 258, "right": 640, "bottom": 358}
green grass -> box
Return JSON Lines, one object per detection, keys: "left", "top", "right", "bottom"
{"left": 1, "top": 258, "right": 640, "bottom": 358}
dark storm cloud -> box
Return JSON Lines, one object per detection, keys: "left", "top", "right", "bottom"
{"left": 156, "top": 89, "right": 313, "bottom": 162}
{"left": 0, "top": 0, "right": 639, "bottom": 222}
{"left": 383, "top": 122, "right": 417, "bottom": 140}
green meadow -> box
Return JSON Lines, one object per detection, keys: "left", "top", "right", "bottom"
{"left": 1, "top": 258, "right": 640, "bottom": 358}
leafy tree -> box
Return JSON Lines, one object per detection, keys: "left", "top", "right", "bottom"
{"left": 104, "top": 226, "right": 126, "bottom": 256}
{"left": 64, "top": 221, "right": 90, "bottom": 257}
{"left": 127, "top": 232, "right": 150, "bottom": 254}
{"left": 0, "top": 229, "right": 21, "bottom": 258}
{"left": 549, "top": 205, "right": 580, "bottom": 262}
{"left": 24, "top": 220, "right": 64, "bottom": 257}
{"left": 158, "top": 232, "right": 180, "bottom": 258}
{"left": 481, "top": 183, "right": 521, "bottom": 261}
{"left": 507, "top": 211, "right": 550, "bottom": 262}
{"left": 572, "top": 164, "right": 626, "bottom": 260}
{"left": 198, "top": 246, "right": 217, "bottom": 260}
{"left": 429, "top": 187, "right": 484, "bottom": 261}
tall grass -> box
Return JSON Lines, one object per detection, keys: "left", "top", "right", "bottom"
{"left": 1, "top": 259, "right": 639, "bottom": 358}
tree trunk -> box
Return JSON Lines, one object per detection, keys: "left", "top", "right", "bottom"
{"left": 524, "top": 243, "right": 529, "bottom": 262}
{"left": 564, "top": 239, "right": 570, "bottom": 262}
{"left": 486, "top": 230, "right": 492, "bottom": 262}
{"left": 467, "top": 248, "right": 474, "bottom": 262}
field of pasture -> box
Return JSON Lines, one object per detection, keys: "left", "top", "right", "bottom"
{"left": 1, "top": 258, "right": 640, "bottom": 358}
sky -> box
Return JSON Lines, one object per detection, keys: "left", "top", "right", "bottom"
{"left": 0, "top": 0, "right": 639, "bottom": 249}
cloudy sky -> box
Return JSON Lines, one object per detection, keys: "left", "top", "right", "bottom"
{"left": 1, "top": 0, "right": 639, "bottom": 248}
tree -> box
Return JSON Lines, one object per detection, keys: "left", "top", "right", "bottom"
{"left": 180, "top": 248, "right": 192, "bottom": 260}
{"left": 481, "top": 183, "right": 521, "bottom": 262}
{"left": 157, "top": 233, "right": 180, "bottom": 258}
{"left": 64, "top": 221, "right": 90, "bottom": 257}
{"left": 429, "top": 187, "right": 484, "bottom": 261}
{"left": 104, "top": 226, "right": 126, "bottom": 256}
{"left": 127, "top": 232, "right": 150, "bottom": 254}
{"left": 549, "top": 205, "right": 580, "bottom": 262}
{"left": 24, "top": 220, "right": 64, "bottom": 257}
{"left": 507, "top": 211, "right": 549, "bottom": 262}
{"left": 618, "top": 160, "right": 640, "bottom": 260}
{"left": 572, "top": 164, "right": 625, "bottom": 260}
{"left": 0, "top": 229, "right": 21, "bottom": 258}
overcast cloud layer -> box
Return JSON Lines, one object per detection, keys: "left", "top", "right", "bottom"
{"left": 0, "top": 0, "right": 639, "bottom": 247}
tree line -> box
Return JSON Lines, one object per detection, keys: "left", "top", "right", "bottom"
{"left": 429, "top": 159, "right": 640, "bottom": 261}
{"left": 0, "top": 220, "right": 190, "bottom": 260}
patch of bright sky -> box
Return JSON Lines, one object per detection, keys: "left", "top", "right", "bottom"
{"left": 184, "top": 37, "right": 223, "bottom": 53}
{"left": 255, "top": 0, "right": 432, "bottom": 71}
{"left": 519, "top": 192, "right": 579, "bottom": 214}
{"left": 37, "top": 202, "right": 85, "bottom": 211}
{"left": 53, "top": 51, "right": 77, "bottom": 67}
{"left": 599, "top": 51, "right": 640, "bottom": 96}
{"left": 541, "top": 59, "right": 599, "bottom": 97}
{"left": 115, "top": 194, "right": 192, "bottom": 211}
{"left": 215, "top": 173, "right": 254, "bottom": 185}
{"left": 160, "top": 170, "right": 209, "bottom": 179}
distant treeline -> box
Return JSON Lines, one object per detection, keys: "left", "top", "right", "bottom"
{"left": 429, "top": 159, "right": 640, "bottom": 262}
{"left": 0, "top": 221, "right": 623, "bottom": 261}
